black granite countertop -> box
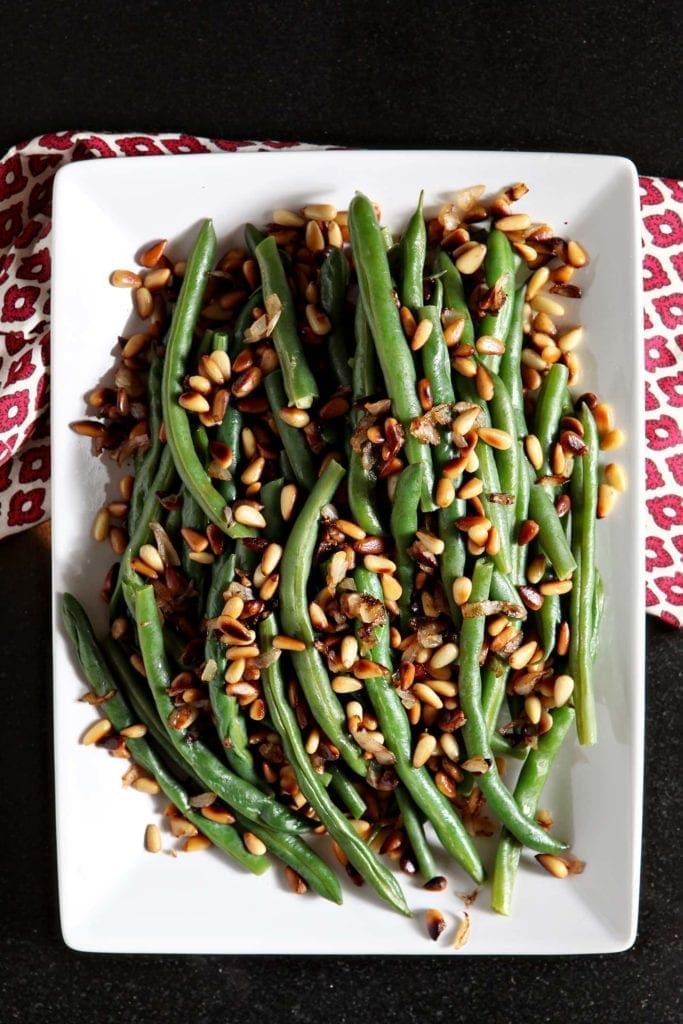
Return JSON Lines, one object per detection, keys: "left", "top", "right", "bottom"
{"left": 1, "top": 3, "right": 681, "bottom": 1021}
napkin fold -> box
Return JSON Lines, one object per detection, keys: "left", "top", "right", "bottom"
{"left": 0, "top": 133, "right": 680, "bottom": 625}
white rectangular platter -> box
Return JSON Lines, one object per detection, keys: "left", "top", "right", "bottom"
{"left": 51, "top": 149, "right": 644, "bottom": 954}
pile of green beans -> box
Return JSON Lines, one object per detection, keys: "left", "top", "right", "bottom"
{"left": 65, "top": 187, "right": 608, "bottom": 926}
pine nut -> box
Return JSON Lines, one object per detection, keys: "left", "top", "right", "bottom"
{"left": 525, "top": 266, "right": 550, "bottom": 301}
{"left": 121, "top": 723, "right": 148, "bottom": 739}
{"left": 455, "top": 242, "right": 486, "bottom": 275}
{"left": 179, "top": 391, "right": 211, "bottom": 413}
{"left": 111, "top": 269, "right": 142, "bottom": 288}
{"left": 140, "top": 239, "right": 167, "bottom": 268}
{"left": 478, "top": 426, "right": 512, "bottom": 450}
{"left": 554, "top": 674, "right": 575, "bottom": 707}
{"left": 475, "top": 335, "right": 506, "bottom": 356}
{"left": 144, "top": 267, "right": 171, "bottom": 291}
{"left": 132, "top": 777, "right": 160, "bottom": 795}
{"left": 364, "top": 554, "right": 396, "bottom": 574}
{"left": 605, "top": 462, "right": 627, "bottom": 492}
{"left": 597, "top": 483, "right": 618, "bottom": 518}
{"left": 272, "top": 208, "right": 306, "bottom": 227}
{"left": 336, "top": 519, "right": 366, "bottom": 540}
{"left": 327, "top": 220, "right": 343, "bottom": 248}
{"left": 457, "top": 476, "right": 483, "bottom": 500}
{"left": 412, "top": 683, "right": 443, "bottom": 709}
{"left": 412, "top": 732, "right": 438, "bottom": 768}
{"left": 279, "top": 406, "right": 310, "bottom": 428}
{"left": 184, "top": 835, "right": 212, "bottom": 853}
{"left": 530, "top": 294, "right": 565, "bottom": 317}
{"left": 233, "top": 502, "right": 266, "bottom": 529}
{"left": 201, "top": 806, "right": 236, "bottom": 825}
{"left": 305, "top": 304, "right": 332, "bottom": 335}
{"left": 526, "top": 555, "right": 547, "bottom": 585}
{"left": 452, "top": 406, "right": 481, "bottom": 436}
{"left": 475, "top": 363, "right": 495, "bottom": 401}
{"left": 443, "top": 317, "right": 465, "bottom": 347}
{"left": 410, "top": 318, "right": 433, "bottom": 352}
{"left": 558, "top": 326, "right": 584, "bottom": 353}
{"left": 452, "top": 576, "right": 472, "bottom": 605}
{"left": 600, "top": 428, "right": 625, "bottom": 451}
{"left": 435, "top": 476, "right": 456, "bottom": 508}
{"left": 381, "top": 574, "right": 403, "bottom": 602}
{"left": 566, "top": 239, "right": 589, "bottom": 267}
{"left": 536, "top": 854, "right": 569, "bottom": 878}
{"left": 305, "top": 220, "right": 325, "bottom": 252}
{"left": 139, "top": 543, "right": 165, "bottom": 573}
{"left": 303, "top": 203, "right": 337, "bottom": 221}
{"left": 525, "top": 434, "right": 544, "bottom": 470}
{"left": 81, "top": 718, "right": 112, "bottom": 745}
{"left": 429, "top": 643, "right": 459, "bottom": 670}
{"left": 496, "top": 213, "right": 531, "bottom": 232}
{"left": 509, "top": 641, "right": 538, "bottom": 670}
{"left": 145, "top": 823, "right": 162, "bottom": 853}
{"left": 452, "top": 356, "right": 478, "bottom": 378}
{"left": 539, "top": 579, "right": 573, "bottom": 595}
{"left": 134, "top": 285, "right": 154, "bottom": 318}
{"left": 521, "top": 348, "right": 548, "bottom": 371}
{"left": 331, "top": 675, "right": 363, "bottom": 693}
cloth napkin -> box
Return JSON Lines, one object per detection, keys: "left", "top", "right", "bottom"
{"left": 0, "top": 133, "right": 680, "bottom": 626}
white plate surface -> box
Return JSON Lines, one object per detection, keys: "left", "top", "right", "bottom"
{"left": 51, "top": 150, "right": 644, "bottom": 954}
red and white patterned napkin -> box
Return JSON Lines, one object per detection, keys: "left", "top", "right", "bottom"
{"left": 0, "top": 133, "right": 681, "bottom": 625}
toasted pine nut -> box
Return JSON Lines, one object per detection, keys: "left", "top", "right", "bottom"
{"left": 412, "top": 683, "right": 443, "bottom": 709}
{"left": 457, "top": 477, "right": 483, "bottom": 500}
{"left": 443, "top": 317, "right": 465, "bottom": 347}
{"left": 279, "top": 406, "right": 310, "bottom": 428}
{"left": 530, "top": 294, "right": 565, "bottom": 317}
{"left": 558, "top": 326, "right": 584, "bottom": 353}
{"left": 303, "top": 203, "right": 337, "bottom": 221}
{"left": 452, "top": 576, "right": 472, "bottom": 605}
{"left": 605, "top": 462, "right": 627, "bottom": 493}
{"left": 135, "top": 286, "right": 154, "bottom": 318}
{"left": 475, "top": 335, "right": 506, "bottom": 356}
{"left": 478, "top": 426, "right": 512, "bottom": 450}
{"left": 81, "top": 718, "right": 112, "bottom": 745}
{"left": 536, "top": 854, "right": 569, "bottom": 878}
{"left": 272, "top": 208, "right": 306, "bottom": 227}
{"left": 111, "top": 269, "right": 142, "bottom": 288}
{"left": 132, "top": 776, "right": 160, "bottom": 795}
{"left": 92, "top": 508, "right": 110, "bottom": 542}
{"left": 305, "top": 304, "right": 332, "bottom": 336}
{"left": 305, "top": 220, "right": 325, "bottom": 252}
{"left": 525, "top": 266, "right": 550, "bottom": 301}
{"left": 539, "top": 579, "right": 573, "bottom": 596}
{"left": 452, "top": 355, "right": 478, "bottom": 378}
{"left": 525, "top": 694, "right": 542, "bottom": 724}
{"left": 139, "top": 543, "right": 165, "bottom": 573}
{"left": 452, "top": 406, "right": 481, "bottom": 436}
{"left": 600, "top": 428, "right": 625, "bottom": 452}
{"left": 412, "top": 732, "right": 438, "bottom": 768}
{"left": 327, "top": 220, "right": 343, "bottom": 248}
{"left": 436, "top": 477, "right": 456, "bottom": 508}
{"left": 597, "top": 483, "right": 618, "bottom": 518}
{"left": 566, "top": 240, "right": 589, "bottom": 267}
{"left": 510, "top": 641, "right": 538, "bottom": 671}
{"left": 429, "top": 643, "right": 459, "bottom": 670}
{"left": 179, "top": 391, "right": 211, "bottom": 413}
{"left": 233, "top": 502, "right": 266, "bottom": 529}
{"left": 524, "top": 434, "right": 544, "bottom": 470}
{"left": 554, "top": 674, "right": 575, "bottom": 707}
{"left": 336, "top": 518, "right": 366, "bottom": 540}
{"left": 144, "top": 823, "right": 162, "bottom": 853}
{"left": 364, "top": 554, "right": 396, "bottom": 574}
{"left": 331, "top": 675, "right": 363, "bottom": 694}
{"left": 184, "top": 835, "right": 212, "bottom": 853}
{"left": 411, "top": 318, "right": 434, "bottom": 352}
{"left": 526, "top": 555, "right": 547, "bottom": 585}
{"left": 521, "top": 348, "right": 548, "bottom": 371}
{"left": 455, "top": 242, "right": 486, "bottom": 275}
{"left": 475, "top": 363, "right": 495, "bottom": 401}
{"left": 496, "top": 213, "right": 531, "bottom": 232}
{"left": 144, "top": 267, "right": 171, "bottom": 291}
{"left": 121, "top": 723, "right": 148, "bottom": 739}
{"left": 381, "top": 574, "right": 403, "bottom": 602}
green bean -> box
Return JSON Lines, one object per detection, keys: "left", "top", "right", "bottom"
{"left": 592, "top": 569, "right": 604, "bottom": 661}
{"left": 61, "top": 594, "right": 269, "bottom": 875}
{"left": 244, "top": 222, "right": 265, "bottom": 256}
{"left": 458, "top": 558, "right": 568, "bottom": 853}
{"left": 488, "top": 373, "right": 521, "bottom": 560}
{"left": 104, "top": 633, "right": 339, "bottom": 900}
{"left": 439, "top": 498, "right": 467, "bottom": 626}
{"left": 110, "top": 443, "right": 176, "bottom": 615}
{"left": 255, "top": 235, "right": 318, "bottom": 410}
{"left": 233, "top": 287, "right": 263, "bottom": 351}
{"left": 499, "top": 285, "right": 526, "bottom": 436}
{"left": 395, "top": 787, "right": 438, "bottom": 885}
{"left": 327, "top": 765, "right": 367, "bottom": 819}
{"left": 477, "top": 228, "right": 515, "bottom": 373}
{"left": 128, "top": 346, "right": 163, "bottom": 535}
{"left": 354, "top": 567, "right": 485, "bottom": 883}
{"left": 161, "top": 219, "right": 234, "bottom": 535}
{"left": 260, "top": 476, "right": 285, "bottom": 541}
{"left": 259, "top": 613, "right": 410, "bottom": 916}
{"left": 279, "top": 460, "right": 367, "bottom": 777}
{"left": 528, "top": 481, "right": 577, "bottom": 580}
{"left": 491, "top": 706, "right": 575, "bottom": 915}
{"left": 456, "top": 379, "right": 513, "bottom": 576}
{"left": 133, "top": 583, "right": 310, "bottom": 833}
{"left": 433, "top": 250, "right": 474, "bottom": 347}
{"left": 349, "top": 192, "right": 434, "bottom": 511}
{"left": 319, "top": 247, "right": 352, "bottom": 388}
{"left": 205, "top": 552, "right": 261, "bottom": 785}
{"left": 180, "top": 483, "right": 206, "bottom": 584}
{"left": 569, "top": 403, "right": 599, "bottom": 745}
{"left": 196, "top": 326, "right": 216, "bottom": 361}
{"left": 533, "top": 363, "right": 570, "bottom": 476}
{"left": 400, "top": 191, "right": 426, "bottom": 308}
{"left": 263, "top": 369, "right": 317, "bottom": 493}
{"left": 417, "top": 304, "right": 456, "bottom": 472}
{"left": 348, "top": 301, "right": 385, "bottom": 535}
{"left": 389, "top": 463, "right": 422, "bottom": 629}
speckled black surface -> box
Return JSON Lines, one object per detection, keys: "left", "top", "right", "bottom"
{"left": 1, "top": 3, "right": 681, "bottom": 1020}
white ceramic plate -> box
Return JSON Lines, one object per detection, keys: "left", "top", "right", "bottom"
{"left": 51, "top": 150, "right": 644, "bottom": 954}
